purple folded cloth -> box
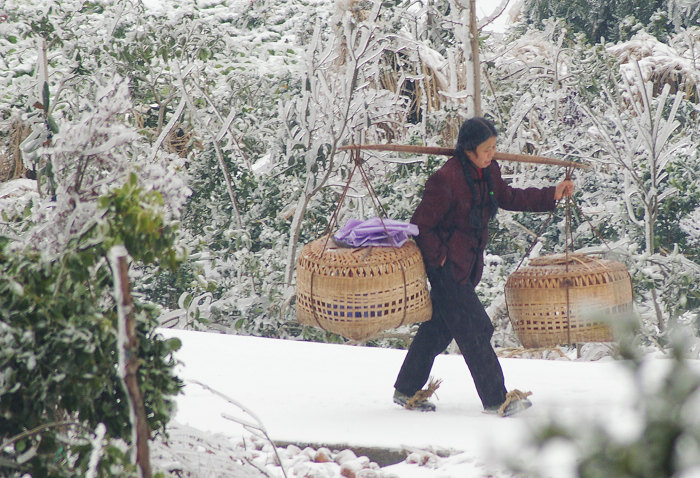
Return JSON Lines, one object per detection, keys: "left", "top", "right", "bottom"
{"left": 333, "top": 217, "right": 419, "bottom": 248}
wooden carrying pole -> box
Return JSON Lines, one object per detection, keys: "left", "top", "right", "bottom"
{"left": 338, "top": 144, "right": 591, "bottom": 170}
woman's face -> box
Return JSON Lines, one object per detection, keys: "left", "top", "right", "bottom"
{"left": 465, "top": 136, "right": 497, "bottom": 169}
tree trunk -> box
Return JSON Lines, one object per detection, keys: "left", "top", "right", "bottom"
{"left": 284, "top": 191, "right": 312, "bottom": 287}
{"left": 469, "top": 0, "right": 481, "bottom": 116}
{"left": 111, "top": 247, "right": 152, "bottom": 478}
{"left": 645, "top": 203, "right": 655, "bottom": 256}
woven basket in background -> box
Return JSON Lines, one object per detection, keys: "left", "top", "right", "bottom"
{"left": 296, "top": 236, "right": 432, "bottom": 341}
{"left": 505, "top": 253, "right": 633, "bottom": 348}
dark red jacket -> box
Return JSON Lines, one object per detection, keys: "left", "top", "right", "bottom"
{"left": 411, "top": 157, "right": 556, "bottom": 285}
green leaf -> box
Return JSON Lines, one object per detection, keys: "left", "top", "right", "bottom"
{"left": 182, "top": 293, "right": 192, "bottom": 309}
{"left": 47, "top": 115, "right": 59, "bottom": 134}
{"left": 15, "top": 439, "right": 27, "bottom": 453}
{"left": 164, "top": 337, "right": 182, "bottom": 352}
{"left": 42, "top": 81, "right": 50, "bottom": 113}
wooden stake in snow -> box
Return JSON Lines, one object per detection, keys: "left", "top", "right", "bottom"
{"left": 338, "top": 144, "right": 591, "bottom": 170}
{"left": 110, "top": 246, "right": 152, "bottom": 478}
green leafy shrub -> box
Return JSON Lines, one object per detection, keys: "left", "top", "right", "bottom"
{"left": 0, "top": 175, "right": 184, "bottom": 477}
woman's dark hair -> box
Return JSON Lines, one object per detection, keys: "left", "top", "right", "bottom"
{"left": 455, "top": 117, "right": 499, "bottom": 230}
{"left": 456, "top": 117, "right": 498, "bottom": 153}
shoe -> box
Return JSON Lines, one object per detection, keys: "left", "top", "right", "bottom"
{"left": 393, "top": 389, "right": 436, "bottom": 412}
{"left": 484, "top": 390, "right": 533, "bottom": 417}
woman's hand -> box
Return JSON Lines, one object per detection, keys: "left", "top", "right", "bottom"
{"left": 554, "top": 179, "right": 575, "bottom": 200}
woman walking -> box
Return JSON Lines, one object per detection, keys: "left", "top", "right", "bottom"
{"left": 393, "top": 117, "right": 574, "bottom": 416}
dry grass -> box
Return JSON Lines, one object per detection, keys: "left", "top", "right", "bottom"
{"left": 406, "top": 377, "right": 442, "bottom": 410}
{"left": 0, "top": 119, "right": 30, "bottom": 182}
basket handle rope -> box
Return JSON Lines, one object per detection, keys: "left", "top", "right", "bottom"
{"left": 311, "top": 146, "right": 410, "bottom": 337}
{"left": 564, "top": 171, "right": 573, "bottom": 345}
{"left": 509, "top": 165, "right": 617, "bottom": 346}
{"left": 321, "top": 146, "right": 398, "bottom": 252}
{"left": 346, "top": 147, "right": 409, "bottom": 329}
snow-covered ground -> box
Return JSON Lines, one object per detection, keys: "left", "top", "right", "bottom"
{"left": 151, "top": 328, "right": 700, "bottom": 477}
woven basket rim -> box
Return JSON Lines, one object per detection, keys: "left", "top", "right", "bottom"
{"left": 299, "top": 235, "right": 419, "bottom": 266}
{"left": 528, "top": 253, "right": 597, "bottom": 266}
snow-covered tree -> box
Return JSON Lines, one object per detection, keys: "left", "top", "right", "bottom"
{"left": 1, "top": 3, "right": 191, "bottom": 474}
{"left": 1, "top": 0, "right": 698, "bottom": 349}
{"left": 522, "top": 0, "right": 700, "bottom": 43}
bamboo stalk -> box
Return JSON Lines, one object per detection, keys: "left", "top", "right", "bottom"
{"left": 338, "top": 144, "right": 591, "bottom": 170}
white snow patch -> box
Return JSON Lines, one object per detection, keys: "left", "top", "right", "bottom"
{"left": 149, "top": 328, "right": 700, "bottom": 477}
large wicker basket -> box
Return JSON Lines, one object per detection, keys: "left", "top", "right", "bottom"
{"left": 296, "top": 236, "right": 432, "bottom": 341}
{"left": 504, "top": 254, "right": 633, "bottom": 348}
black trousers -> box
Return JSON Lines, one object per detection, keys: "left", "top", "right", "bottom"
{"left": 394, "top": 264, "right": 507, "bottom": 408}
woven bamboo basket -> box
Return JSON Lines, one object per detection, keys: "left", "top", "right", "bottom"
{"left": 296, "top": 236, "right": 432, "bottom": 341}
{"left": 504, "top": 254, "right": 633, "bottom": 348}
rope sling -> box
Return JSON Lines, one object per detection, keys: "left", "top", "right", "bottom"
{"left": 295, "top": 147, "right": 432, "bottom": 341}
{"left": 503, "top": 162, "right": 633, "bottom": 350}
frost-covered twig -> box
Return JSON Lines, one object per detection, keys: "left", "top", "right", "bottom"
{"left": 188, "top": 379, "right": 288, "bottom": 478}
{"left": 243, "top": 455, "right": 273, "bottom": 477}
{"left": 477, "top": 0, "right": 511, "bottom": 31}
{"left": 150, "top": 422, "right": 269, "bottom": 477}
{"left": 85, "top": 423, "right": 107, "bottom": 478}
{"left": 191, "top": 79, "right": 253, "bottom": 172}
{"left": 148, "top": 96, "right": 187, "bottom": 162}
{"left": 172, "top": 61, "right": 243, "bottom": 228}
{"left": 0, "top": 420, "right": 85, "bottom": 451}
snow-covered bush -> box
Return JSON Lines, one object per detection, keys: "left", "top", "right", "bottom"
{"left": 504, "top": 321, "right": 700, "bottom": 478}
{"left": 0, "top": 177, "right": 183, "bottom": 477}
{"left": 0, "top": 7, "right": 190, "bottom": 471}
{"left": 522, "top": 0, "right": 700, "bottom": 44}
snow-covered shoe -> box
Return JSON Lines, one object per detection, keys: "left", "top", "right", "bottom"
{"left": 394, "top": 390, "right": 435, "bottom": 412}
{"left": 393, "top": 390, "right": 436, "bottom": 412}
{"left": 393, "top": 378, "right": 441, "bottom": 412}
{"left": 484, "top": 389, "right": 533, "bottom": 417}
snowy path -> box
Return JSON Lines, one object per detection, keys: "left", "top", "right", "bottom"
{"left": 159, "top": 328, "right": 640, "bottom": 462}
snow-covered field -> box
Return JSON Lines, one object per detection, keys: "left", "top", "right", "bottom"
{"left": 151, "top": 328, "right": 700, "bottom": 477}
